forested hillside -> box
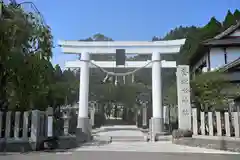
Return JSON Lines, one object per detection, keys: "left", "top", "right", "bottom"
{"left": 154, "top": 9, "right": 240, "bottom": 65}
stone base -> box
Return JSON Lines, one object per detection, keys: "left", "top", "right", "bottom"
{"left": 0, "top": 139, "right": 38, "bottom": 152}
{"left": 56, "top": 135, "right": 78, "bottom": 149}
{"left": 154, "top": 132, "right": 171, "bottom": 141}
{"left": 76, "top": 117, "right": 92, "bottom": 143}
{"left": 149, "top": 117, "right": 168, "bottom": 141}
{"left": 150, "top": 117, "right": 164, "bottom": 133}
{"left": 172, "top": 129, "right": 193, "bottom": 139}
{"left": 142, "top": 125, "right": 148, "bottom": 130}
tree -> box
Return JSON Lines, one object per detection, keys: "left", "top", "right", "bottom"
{"left": 0, "top": 4, "right": 53, "bottom": 110}
{"left": 234, "top": 9, "right": 240, "bottom": 21}
{"left": 200, "top": 17, "right": 222, "bottom": 39}
{"left": 191, "top": 71, "right": 235, "bottom": 111}
{"left": 92, "top": 33, "right": 113, "bottom": 41}
{"left": 163, "top": 26, "right": 199, "bottom": 40}
{"left": 54, "top": 65, "right": 63, "bottom": 81}
{"left": 164, "top": 71, "right": 237, "bottom": 111}
{"left": 152, "top": 36, "right": 160, "bottom": 41}
{"left": 79, "top": 33, "right": 113, "bottom": 42}
{"left": 0, "top": 3, "right": 79, "bottom": 111}
{"left": 222, "top": 10, "right": 237, "bottom": 30}
{"left": 163, "top": 83, "right": 177, "bottom": 106}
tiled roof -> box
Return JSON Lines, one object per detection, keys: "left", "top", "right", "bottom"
{"left": 204, "top": 38, "right": 240, "bottom": 45}
{"left": 220, "top": 58, "right": 240, "bottom": 72}
{"left": 213, "top": 22, "right": 240, "bottom": 40}
{"left": 203, "top": 22, "right": 240, "bottom": 44}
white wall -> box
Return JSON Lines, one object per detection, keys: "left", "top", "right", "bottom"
{"left": 209, "top": 48, "right": 225, "bottom": 70}
{"left": 209, "top": 47, "right": 240, "bottom": 71}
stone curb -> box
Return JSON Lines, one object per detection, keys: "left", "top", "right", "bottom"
{"left": 172, "top": 137, "right": 240, "bottom": 153}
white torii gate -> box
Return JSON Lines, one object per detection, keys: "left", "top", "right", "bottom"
{"left": 58, "top": 39, "right": 190, "bottom": 141}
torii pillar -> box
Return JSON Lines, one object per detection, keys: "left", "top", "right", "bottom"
{"left": 151, "top": 52, "right": 164, "bottom": 135}
{"left": 76, "top": 52, "right": 91, "bottom": 141}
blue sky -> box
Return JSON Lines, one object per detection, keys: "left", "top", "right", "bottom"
{"left": 24, "top": 0, "right": 239, "bottom": 68}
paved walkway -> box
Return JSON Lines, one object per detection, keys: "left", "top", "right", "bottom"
{"left": 94, "top": 125, "right": 144, "bottom": 137}
{"left": 0, "top": 125, "right": 239, "bottom": 160}
{"left": 1, "top": 151, "right": 240, "bottom": 160}
{"left": 74, "top": 141, "right": 239, "bottom": 154}
{"left": 79, "top": 125, "right": 239, "bottom": 154}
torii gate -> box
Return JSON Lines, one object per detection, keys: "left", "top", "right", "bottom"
{"left": 58, "top": 39, "right": 191, "bottom": 141}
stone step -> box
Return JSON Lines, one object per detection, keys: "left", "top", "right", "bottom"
{"left": 148, "top": 135, "right": 172, "bottom": 142}
{"left": 155, "top": 136, "right": 172, "bottom": 141}
{"left": 111, "top": 136, "right": 146, "bottom": 142}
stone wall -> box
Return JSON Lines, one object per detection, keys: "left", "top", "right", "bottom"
{"left": 0, "top": 108, "right": 51, "bottom": 152}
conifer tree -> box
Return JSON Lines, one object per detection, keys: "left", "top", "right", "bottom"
{"left": 222, "top": 10, "right": 237, "bottom": 30}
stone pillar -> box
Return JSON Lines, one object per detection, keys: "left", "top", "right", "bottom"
{"left": 136, "top": 109, "right": 141, "bottom": 127}
{"left": 163, "top": 106, "right": 169, "bottom": 125}
{"left": 208, "top": 112, "right": 214, "bottom": 136}
{"left": 132, "top": 74, "right": 135, "bottom": 83}
{"left": 200, "top": 112, "right": 205, "bottom": 135}
{"left": 63, "top": 110, "right": 70, "bottom": 135}
{"left": 5, "top": 111, "right": 11, "bottom": 138}
{"left": 14, "top": 112, "right": 21, "bottom": 138}
{"left": 123, "top": 76, "right": 126, "bottom": 84}
{"left": 224, "top": 112, "right": 231, "bottom": 137}
{"left": 90, "top": 107, "right": 95, "bottom": 127}
{"left": 23, "top": 111, "right": 29, "bottom": 140}
{"left": 77, "top": 52, "right": 91, "bottom": 141}
{"left": 149, "top": 118, "right": 153, "bottom": 141}
{"left": 46, "top": 107, "right": 53, "bottom": 137}
{"left": 151, "top": 52, "right": 164, "bottom": 136}
{"left": 233, "top": 112, "right": 240, "bottom": 137}
{"left": 176, "top": 65, "right": 192, "bottom": 131}
{"left": 192, "top": 108, "right": 198, "bottom": 135}
{"left": 142, "top": 104, "right": 147, "bottom": 128}
{"left": 31, "top": 110, "right": 41, "bottom": 150}
{"left": 216, "top": 112, "right": 222, "bottom": 136}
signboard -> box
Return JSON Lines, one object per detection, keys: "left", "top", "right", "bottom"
{"left": 176, "top": 65, "right": 192, "bottom": 130}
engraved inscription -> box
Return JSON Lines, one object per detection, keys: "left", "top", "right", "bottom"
{"left": 182, "top": 109, "right": 189, "bottom": 116}
{"left": 181, "top": 79, "right": 189, "bottom": 85}
{"left": 182, "top": 96, "right": 189, "bottom": 103}
{"left": 181, "top": 88, "right": 190, "bottom": 93}
{"left": 181, "top": 68, "right": 189, "bottom": 77}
